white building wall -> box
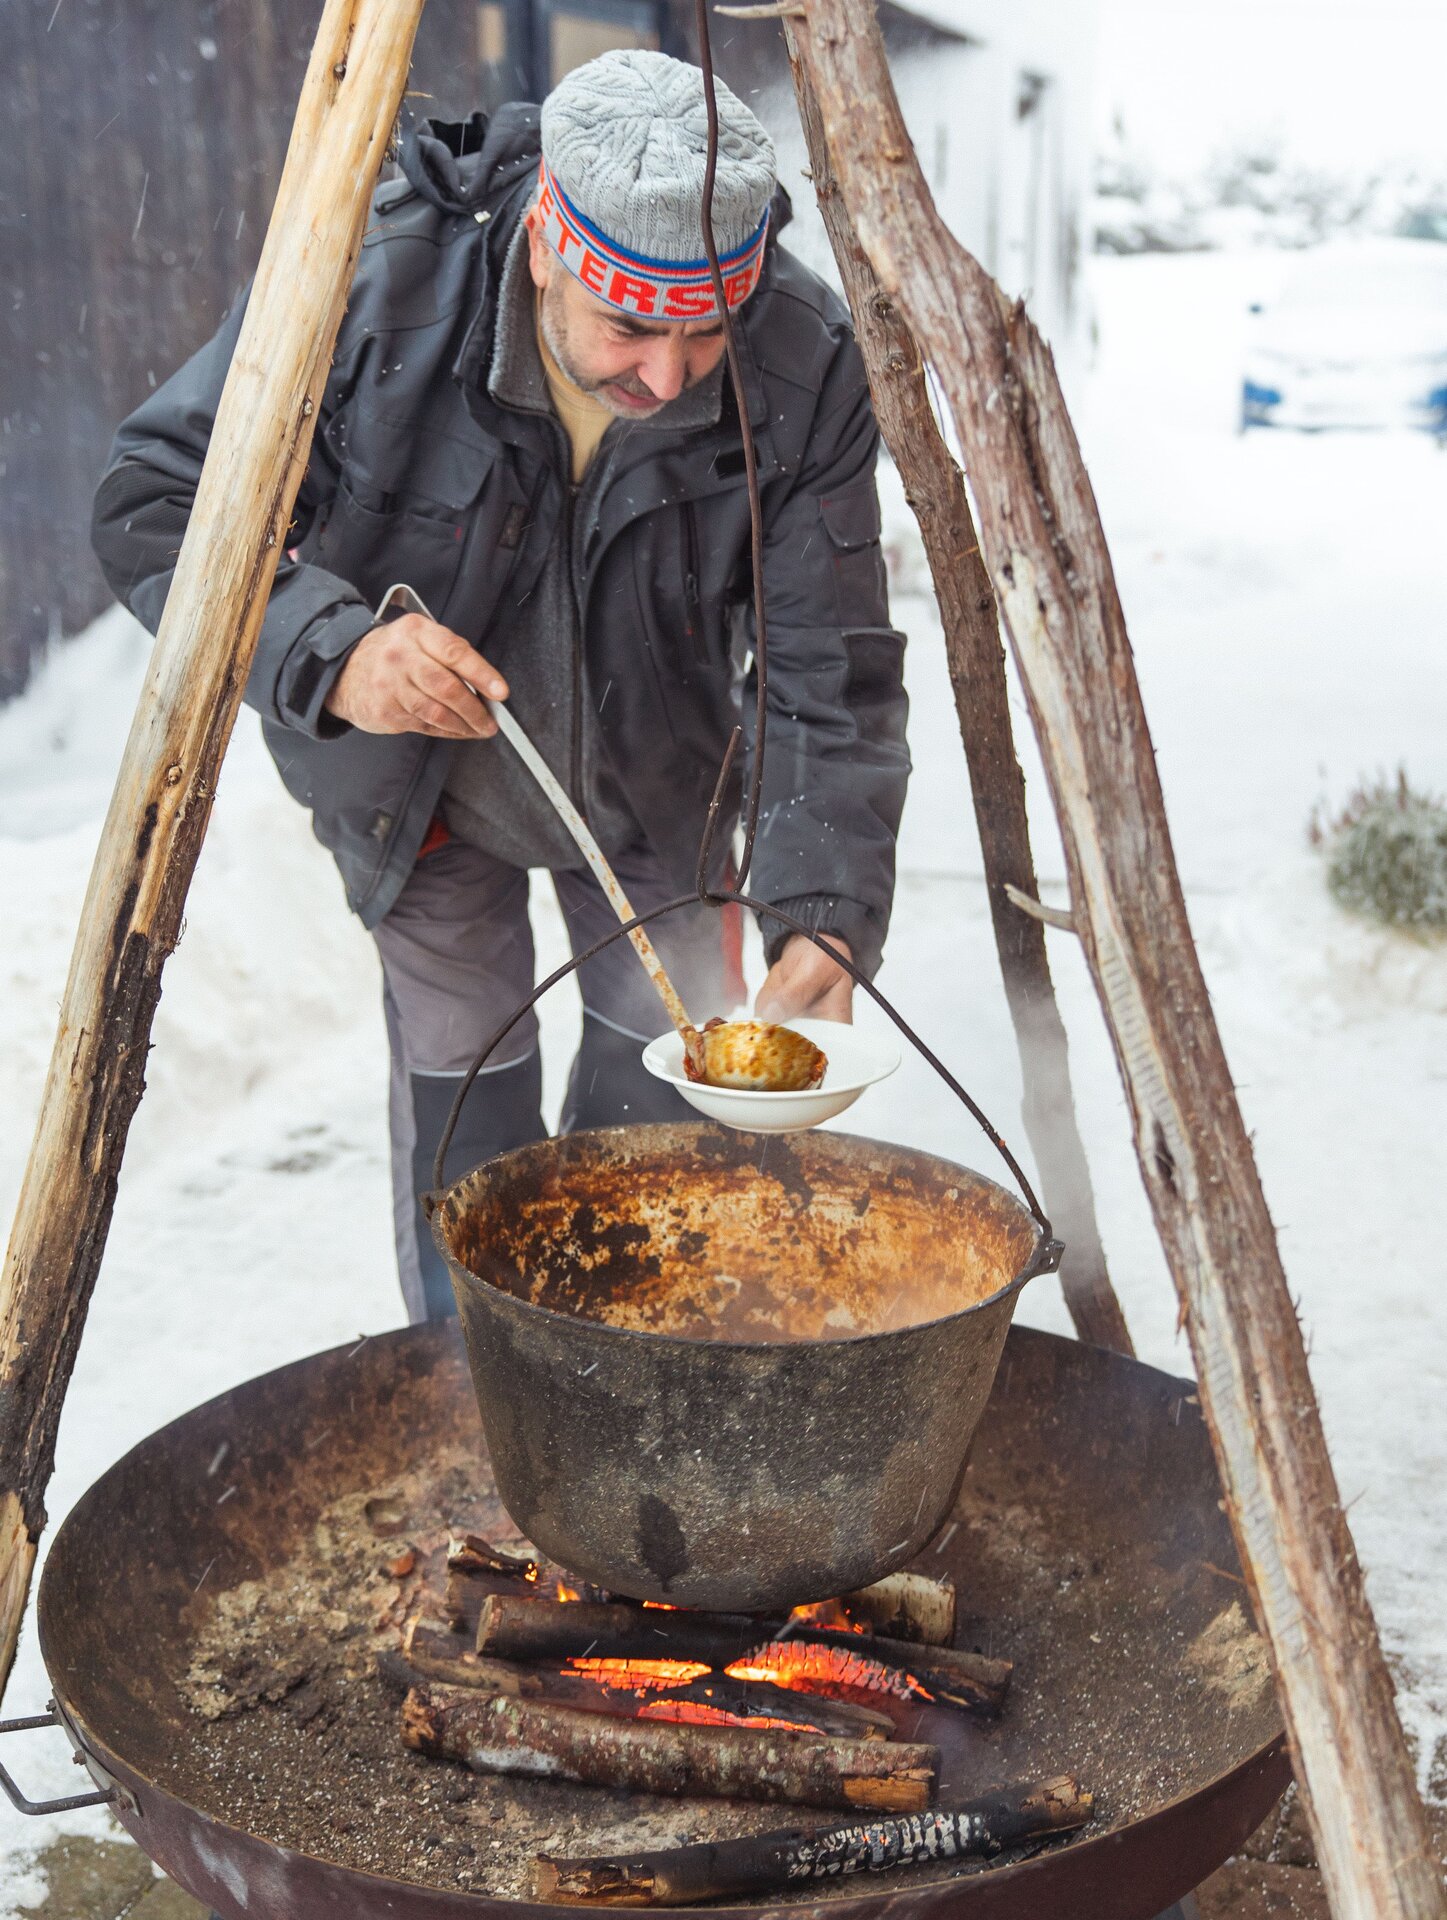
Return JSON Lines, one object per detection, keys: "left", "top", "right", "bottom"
{"left": 752, "top": 0, "right": 1098, "bottom": 377}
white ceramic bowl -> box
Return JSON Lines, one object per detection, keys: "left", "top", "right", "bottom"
{"left": 641, "top": 1017, "right": 900, "bottom": 1134}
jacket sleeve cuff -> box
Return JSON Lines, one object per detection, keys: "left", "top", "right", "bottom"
{"left": 758, "top": 894, "right": 885, "bottom": 982}
{"left": 273, "top": 600, "right": 378, "bottom": 739}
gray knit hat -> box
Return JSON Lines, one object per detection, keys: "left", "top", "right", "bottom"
{"left": 537, "top": 49, "right": 776, "bottom": 320}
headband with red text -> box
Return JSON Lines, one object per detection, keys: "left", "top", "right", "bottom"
{"left": 535, "top": 158, "right": 769, "bottom": 320}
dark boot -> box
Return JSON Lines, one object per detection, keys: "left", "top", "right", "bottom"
{"left": 402, "top": 1052, "right": 546, "bottom": 1322}
{"left": 560, "top": 1014, "right": 692, "bottom": 1134}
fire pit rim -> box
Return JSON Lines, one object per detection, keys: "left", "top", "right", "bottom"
{"left": 432, "top": 1122, "right": 1064, "bottom": 1357}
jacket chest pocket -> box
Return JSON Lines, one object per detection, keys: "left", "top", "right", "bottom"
{"left": 315, "top": 481, "right": 473, "bottom": 616}
{"left": 311, "top": 403, "right": 518, "bottom": 625}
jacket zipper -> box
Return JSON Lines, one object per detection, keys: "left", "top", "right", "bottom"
{"left": 566, "top": 475, "right": 586, "bottom": 815}
{"left": 683, "top": 501, "right": 705, "bottom": 664}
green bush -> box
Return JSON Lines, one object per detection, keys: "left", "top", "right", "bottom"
{"left": 1312, "top": 771, "right": 1447, "bottom": 931}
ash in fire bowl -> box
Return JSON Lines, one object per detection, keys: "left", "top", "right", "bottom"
{"left": 161, "top": 1365, "right": 1278, "bottom": 1905}
{"left": 442, "top": 1130, "right": 1039, "bottom": 1344}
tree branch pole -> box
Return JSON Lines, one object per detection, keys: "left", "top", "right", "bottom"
{"left": 0, "top": 0, "right": 425, "bottom": 1706}
{"left": 778, "top": 6, "right": 1444, "bottom": 1917}
{"left": 780, "top": 31, "right": 1130, "bottom": 1356}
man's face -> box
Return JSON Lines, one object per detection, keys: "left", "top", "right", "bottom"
{"left": 525, "top": 208, "right": 729, "bottom": 419}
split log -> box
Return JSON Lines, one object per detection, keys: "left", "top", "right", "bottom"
{"left": 402, "top": 1686, "right": 937, "bottom": 1811}
{"left": 534, "top": 1775, "right": 1093, "bottom": 1904}
{"left": 780, "top": 4, "right": 1446, "bottom": 1915}
{"left": 778, "top": 19, "right": 1130, "bottom": 1358}
{"left": 805, "top": 1573, "right": 956, "bottom": 1646}
{"left": 0, "top": 0, "right": 426, "bottom": 1705}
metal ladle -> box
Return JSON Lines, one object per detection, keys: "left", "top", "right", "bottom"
{"left": 374, "top": 584, "right": 711, "bottom": 1077}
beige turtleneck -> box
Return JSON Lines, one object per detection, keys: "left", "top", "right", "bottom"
{"left": 537, "top": 307, "right": 613, "bottom": 484}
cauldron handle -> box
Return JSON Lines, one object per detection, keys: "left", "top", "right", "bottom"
{"left": 429, "top": 883, "right": 1060, "bottom": 1246}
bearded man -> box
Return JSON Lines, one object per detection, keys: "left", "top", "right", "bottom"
{"left": 93, "top": 50, "right": 909, "bottom": 1322}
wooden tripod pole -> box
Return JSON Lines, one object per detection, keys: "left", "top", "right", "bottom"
{"left": 0, "top": 0, "right": 425, "bottom": 1706}
{"left": 778, "top": 5, "right": 1444, "bottom": 1916}
{"left": 780, "top": 28, "right": 1131, "bottom": 1356}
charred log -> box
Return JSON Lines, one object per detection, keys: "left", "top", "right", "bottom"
{"left": 476, "top": 1596, "right": 763, "bottom": 1667}
{"left": 402, "top": 1685, "right": 938, "bottom": 1811}
{"left": 534, "top": 1775, "right": 1093, "bottom": 1904}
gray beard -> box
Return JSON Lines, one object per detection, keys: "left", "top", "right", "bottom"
{"left": 537, "top": 287, "right": 665, "bottom": 421}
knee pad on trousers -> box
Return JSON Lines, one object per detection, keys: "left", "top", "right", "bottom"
{"left": 561, "top": 1015, "right": 693, "bottom": 1135}
{"left": 408, "top": 1052, "right": 546, "bottom": 1322}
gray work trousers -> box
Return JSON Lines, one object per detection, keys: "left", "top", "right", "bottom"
{"left": 373, "top": 833, "right": 744, "bottom": 1323}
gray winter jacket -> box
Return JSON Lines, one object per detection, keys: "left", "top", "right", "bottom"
{"left": 91, "top": 105, "right": 910, "bottom": 975}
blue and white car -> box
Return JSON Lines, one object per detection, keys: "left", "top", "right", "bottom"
{"left": 1242, "top": 236, "right": 1447, "bottom": 435}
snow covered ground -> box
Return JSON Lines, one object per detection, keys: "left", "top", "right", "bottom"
{"left": 2, "top": 249, "right": 1445, "bottom": 1901}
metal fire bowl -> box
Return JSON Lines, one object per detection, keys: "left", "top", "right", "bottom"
{"left": 34, "top": 1321, "right": 1289, "bottom": 1920}
{"left": 431, "top": 1124, "right": 1063, "bottom": 1611}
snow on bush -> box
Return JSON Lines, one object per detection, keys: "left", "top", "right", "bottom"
{"left": 1311, "top": 771, "right": 1447, "bottom": 933}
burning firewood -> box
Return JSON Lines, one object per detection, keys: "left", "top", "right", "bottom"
{"left": 632, "top": 1677, "right": 893, "bottom": 1740}
{"left": 476, "top": 1596, "right": 1011, "bottom": 1718}
{"left": 382, "top": 1651, "right": 890, "bottom": 1740}
{"left": 745, "top": 1628, "right": 1012, "bottom": 1718}
{"left": 401, "top": 1685, "right": 938, "bottom": 1811}
{"left": 381, "top": 1627, "right": 891, "bottom": 1740}
{"left": 533, "top": 1775, "right": 1094, "bottom": 1904}
{"left": 819, "top": 1572, "right": 957, "bottom": 1647}
{"left": 476, "top": 1596, "right": 762, "bottom": 1667}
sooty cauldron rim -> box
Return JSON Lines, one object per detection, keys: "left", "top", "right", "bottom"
{"left": 434, "top": 1124, "right": 1058, "bottom": 1355}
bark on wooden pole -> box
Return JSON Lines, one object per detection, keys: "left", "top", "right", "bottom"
{"left": 777, "top": 6, "right": 1445, "bottom": 1916}
{"left": 0, "top": 0, "right": 425, "bottom": 1706}
{"left": 779, "top": 31, "right": 1130, "bottom": 1356}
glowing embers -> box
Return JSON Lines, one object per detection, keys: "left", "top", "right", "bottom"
{"left": 728, "top": 1640, "right": 930, "bottom": 1704}
{"left": 568, "top": 1657, "right": 711, "bottom": 1688}
{"left": 564, "top": 1666, "right": 898, "bottom": 1740}
{"left": 638, "top": 1699, "right": 822, "bottom": 1733}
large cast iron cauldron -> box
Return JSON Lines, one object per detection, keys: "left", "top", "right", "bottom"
{"left": 431, "top": 1123, "right": 1063, "bottom": 1611}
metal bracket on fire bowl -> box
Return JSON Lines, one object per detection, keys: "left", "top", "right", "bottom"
{"left": 0, "top": 1701, "right": 134, "bottom": 1816}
